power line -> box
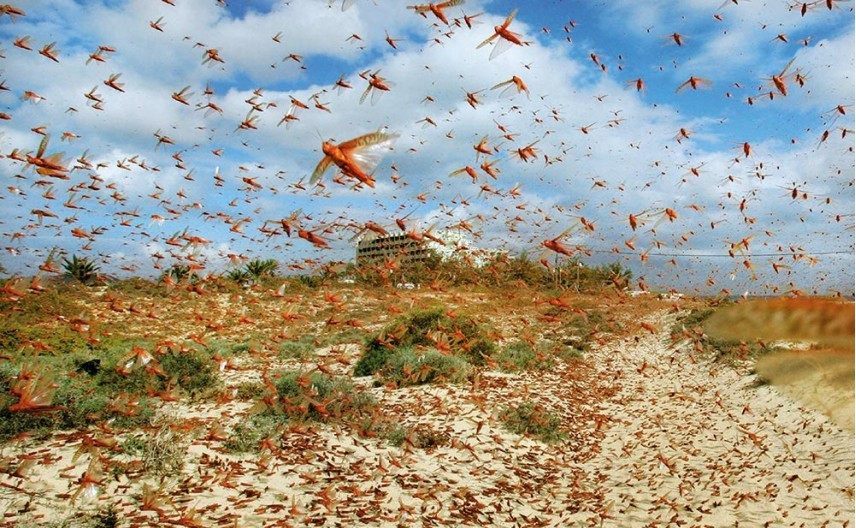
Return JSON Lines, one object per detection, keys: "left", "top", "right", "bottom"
{"left": 584, "top": 249, "right": 853, "bottom": 258}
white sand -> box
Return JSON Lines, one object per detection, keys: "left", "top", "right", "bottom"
{"left": 1, "top": 307, "right": 853, "bottom": 527}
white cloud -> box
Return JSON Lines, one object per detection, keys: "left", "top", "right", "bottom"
{"left": 0, "top": 0, "right": 851, "bottom": 294}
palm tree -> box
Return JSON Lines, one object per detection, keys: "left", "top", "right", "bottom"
{"left": 245, "top": 258, "right": 279, "bottom": 279}
{"left": 62, "top": 255, "right": 100, "bottom": 285}
{"left": 225, "top": 268, "right": 252, "bottom": 285}
{"left": 161, "top": 264, "right": 196, "bottom": 284}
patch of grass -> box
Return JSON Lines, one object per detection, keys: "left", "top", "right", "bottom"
{"left": 233, "top": 381, "right": 267, "bottom": 400}
{"left": 278, "top": 336, "right": 318, "bottom": 360}
{"left": 274, "top": 371, "right": 376, "bottom": 422}
{"left": 354, "top": 307, "right": 496, "bottom": 376}
{"left": 0, "top": 341, "right": 217, "bottom": 442}
{"left": 11, "top": 507, "right": 120, "bottom": 528}
{"left": 94, "top": 345, "right": 219, "bottom": 399}
{"left": 160, "top": 349, "right": 219, "bottom": 397}
{"left": 133, "top": 422, "right": 189, "bottom": 477}
{"left": 385, "top": 423, "right": 450, "bottom": 450}
{"left": 207, "top": 340, "right": 255, "bottom": 356}
{"left": 673, "top": 308, "right": 715, "bottom": 332}
{"left": 558, "top": 309, "right": 613, "bottom": 351}
{"left": 224, "top": 414, "right": 283, "bottom": 453}
{"left": 0, "top": 369, "right": 157, "bottom": 441}
{"left": 105, "top": 277, "right": 171, "bottom": 298}
{"left": 495, "top": 341, "right": 555, "bottom": 372}
{"left": 353, "top": 344, "right": 394, "bottom": 378}
{"left": 499, "top": 401, "right": 567, "bottom": 444}
{"left": 380, "top": 346, "right": 471, "bottom": 387}
{"left": 0, "top": 284, "right": 94, "bottom": 356}
{"left": 321, "top": 327, "right": 368, "bottom": 346}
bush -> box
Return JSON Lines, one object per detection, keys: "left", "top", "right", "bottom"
{"left": 385, "top": 424, "right": 450, "bottom": 450}
{"left": 499, "top": 401, "right": 567, "bottom": 444}
{"left": 274, "top": 371, "right": 376, "bottom": 422}
{"left": 354, "top": 308, "right": 496, "bottom": 376}
{"left": 105, "top": 277, "right": 167, "bottom": 297}
{"left": 353, "top": 345, "right": 394, "bottom": 378}
{"left": 160, "top": 264, "right": 197, "bottom": 285}
{"left": 245, "top": 259, "right": 279, "bottom": 279}
{"left": 380, "top": 347, "right": 471, "bottom": 387}
{"left": 95, "top": 346, "right": 219, "bottom": 399}
{"left": 123, "top": 422, "right": 188, "bottom": 477}
{"left": 62, "top": 255, "right": 101, "bottom": 285}
{"left": 0, "top": 342, "right": 218, "bottom": 441}
{"left": 495, "top": 341, "right": 555, "bottom": 372}
{"left": 0, "top": 371, "right": 157, "bottom": 441}
{"left": 160, "top": 349, "right": 219, "bottom": 397}
{"left": 225, "top": 414, "right": 282, "bottom": 453}
{"left": 225, "top": 268, "right": 252, "bottom": 285}
{"left": 671, "top": 307, "right": 770, "bottom": 363}
{"left": 278, "top": 336, "right": 318, "bottom": 360}
{"left": 233, "top": 381, "right": 267, "bottom": 400}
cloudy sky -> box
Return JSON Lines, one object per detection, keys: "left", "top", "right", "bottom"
{"left": 0, "top": 0, "right": 853, "bottom": 296}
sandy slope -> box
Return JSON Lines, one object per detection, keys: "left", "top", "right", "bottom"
{"left": 1, "top": 307, "right": 853, "bottom": 527}
{"left": 577, "top": 310, "right": 855, "bottom": 527}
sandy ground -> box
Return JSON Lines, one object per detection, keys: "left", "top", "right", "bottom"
{"left": 1, "top": 306, "right": 853, "bottom": 527}
{"left": 755, "top": 347, "right": 854, "bottom": 432}
{"left": 579, "top": 311, "right": 855, "bottom": 527}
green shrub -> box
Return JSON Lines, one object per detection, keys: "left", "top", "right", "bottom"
{"left": 224, "top": 414, "right": 283, "bottom": 453}
{"left": 499, "top": 401, "right": 567, "bottom": 444}
{"left": 62, "top": 255, "right": 100, "bottom": 285}
{"left": 380, "top": 347, "right": 471, "bottom": 387}
{"left": 245, "top": 259, "right": 279, "bottom": 279}
{"left": 354, "top": 307, "right": 496, "bottom": 376}
{"left": 160, "top": 349, "right": 219, "bottom": 397}
{"left": 274, "top": 371, "right": 375, "bottom": 422}
{"left": 233, "top": 381, "right": 267, "bottom": 400}
{"left": 225, "top": 268, "right": 252, "bottom": 285}
{"left": 385, "top": 424, "right": 450, "bottom": 450}
{"left": 278, "top": 336, "right": 318, "bottom": 360}
{"left": 495, "top": 341, "right": 555, "bottom": 372}
{"left": 353, "top": 345, "right": 395, "bottom": 377}
{"left": 106, "top": 277, "right": 168, "bottom": 297}
{"left": 0, "top": 372, "right": 156, "bottom": 441}
{"left": 0, "top": 342, "right": 217, "bottom": 442}
{"left": 160, "top": 264, "right": 197, "bottom": 284}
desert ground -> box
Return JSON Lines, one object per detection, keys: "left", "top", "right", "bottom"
{"left": 0, "top": 280, "right": 853, "bottom": 527}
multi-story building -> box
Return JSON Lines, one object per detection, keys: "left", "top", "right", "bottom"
{"left": 355, "top": 232, "right": 435, "bottom": 267}
{"left": 354, "top": 230, "right": 505, "bottom": 268}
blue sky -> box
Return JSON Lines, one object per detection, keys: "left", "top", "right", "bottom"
{"left": 0, "top": 0, "right": 853, "bottom": 295}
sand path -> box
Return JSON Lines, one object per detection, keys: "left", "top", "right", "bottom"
{"left": 577, "top": 309, "right": 855, "bottom": 527}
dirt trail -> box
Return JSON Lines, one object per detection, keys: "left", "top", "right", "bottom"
{"left": 578, "top": 309, "right": 855, "bottom": 527}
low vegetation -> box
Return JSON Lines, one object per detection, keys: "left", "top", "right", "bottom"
{"left": 495, "top": 341, "right": 558, "bottom": 372}
{"left": 671, "top": 307, "right": 774, "bottom": 363}
{"left": 354, "top": 307, "right": 496, "bottom": 378}
{"left": 499, "top": 401, "right": 567, "bottom": 444}
{"left": 122, "top": 421, "right": 189, "bottom": 477}
{"left": 273, "top": 370, "right": 376, "bottom": 422}
{"left": 224, "top": 414, "right": 282, "bottom": 453}
{"left": 378, "top": 346, "right": 472, "bottom": 387}
{"left": 385, "top": 423, "right": 451, "bottom": 450}
{"left": 0, "top": 341, "right": 219, "bottom": 441}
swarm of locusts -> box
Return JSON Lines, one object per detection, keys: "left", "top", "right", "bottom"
{"left": 0, "top": 0, "right": 853, "bottom": 527}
